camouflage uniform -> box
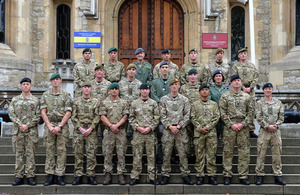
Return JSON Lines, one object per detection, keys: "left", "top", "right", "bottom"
{"left": 191, "top": 99, "right": 219, "bottom": 177}
{"left": 129, "top": 98, "right": 160, "bottom": 180}
{"left": 208, "top": 61, "right": 232, "bottom": 85}
{"left": 219, "top": 90, "right": 254, "bottom": 179}
{"left": 74, "top": 61, "right": 96, "bottom": 97}
{"left": 119, "top": 78, "right": 142, "bottom": 104}
{"left": 133, "top": 61, "right": 153, "bottom": 84}
{"left": 100, "top": 96, "right": 129, "bottom": 174}
{"left": 255, "top": 98, "right": 284, "bottom": 176}
{"left": 40, "top": 89, "right": 72, "bottom": 176}
{"left": 180, "top": 62, "right": 210, "bottom": 85}
{"left": 9, "top": 94, "right": 40, "bottom": 178}
{"left": 90, "top": 78, "right": 111, "bottom": 102}
{"left": 72, "top": 96, "right": 101, "bottom": 177}
{"left": 160, "top": 93, "right": 191, "bottom": 177}
{"left": 150, "top": 77, "right": 171, "bottom": 103}
{"left": 103, "top": 61, "right": 126, "bottom": 83}
{"left": 153, "top": 61, "right": 179, "bottom": 79}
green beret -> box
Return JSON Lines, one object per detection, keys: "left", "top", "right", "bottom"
{"left": 109, "top": 82, "right": 119, "bottom": 89}
{"left": 188, "top": 69, "right": 198, "bottom": 75}
{"left": 238, "top": 47, "right": 248, "bottom": 54}
{"left": 108, "top": 47, "right": 118, "bottom": 53}
{"left": 126, "top": 63, "right": 136, "bottom": 70}
{"left": 50, "top": 73, "right": 61, "bottom": 81}
{"left": 95, "top": 64, "right": 104, "bottom": 70}
{"left": 199, "top": 84, "right": 209, "bottom": 91}
{"left": 169, "top": 78, "right": 179, "bottom": 86}
{"left": 81, "top": 81, "right": 91, "bottom": 87}
{"left": 215, "top": 48, "right": 224, "bottom": 55}
{"left": 189, "top": 48, "right": 197, "bottom": 54}
{"left": 82, "top": 48, "right": 92, "bottom": 54}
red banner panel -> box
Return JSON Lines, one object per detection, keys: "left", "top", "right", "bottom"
{"left": 202, "top": 33, "right": 228, "bottom": 48}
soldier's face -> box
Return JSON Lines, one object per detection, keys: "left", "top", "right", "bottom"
{"left": 231, "top": 79, "right": 242, "bottom": 88}
{"left": 160, "top": 65, "right": 170, "bottom": 75}
{"left": 81, "top": 86, "right": 92, "bottom": 95}
{"left": 189, "top": 51, "right": 198, "bottom": 61}
{"left": 126, "top": 68, "right": 137, "bottom": 77}
{"left": 109, "top": 51, "right": 118, "bottom": 60}
{"left": 188, "top": 73, "right": 198, "bottom": 82}
{"left": 263, "top": 87, "right": 274, "bottom": 97}
{"left": 83, "top": 52, "right": 92, "bottom": 60}
{"left": 238, "top": 52, "right": 248, "bottom": 60}
{"left": 51, "top": 78, "right": 62, "bottom": 87}
{"left": 109, "top": 88, "right": 119, "bottom": 96}
{"left": 140, "top": 89, "right": 150, "bottom": 97}
{"left": 161, "top": 53, "right": 171, "bottom": 61}
{"left": 21, "top": 82, "right": 32, "bottom": 92}
{"left": 199, "top": 88, "right": 210, "bottom": 97}
{"left": 170, "top": 82, "right": 180, "bottom": 92}
{"left": 214, "top": 74, "right": 223, "bottom": 84}
{"left": 136, "top": 52, "right": 145, "bottom": 60}
{"left": 216, "top": 52, "right": 224, "bottom": 61}
{"left": 95, "top": 69, "right": 105, "bottom": 78}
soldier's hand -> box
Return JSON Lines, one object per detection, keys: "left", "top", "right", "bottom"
{"left": 53, "top": 126, "right": 61, "bottom": 135}
{"left": 110, "top": 124, "right": 118, "bottom": 132}
{"left": 20, "top": 124, "right": 29, "bottom": 132}
{"left": 267, "top": 125, "right": 276, "bottom": 132}
{"left": 231, "top": 124, "right": 239, "bottom": 131}
{"left": 137, "top": 126, "right": 145, "bottom": 134}
{"left": 177, "top": 125, "right": 181, "bottom": 129}
{"left": 144, "top": 127, "right": 151, "bottom": 134}
{"left": 83, "top": 128, "right": 92, "bottom": 136}
{"left": 243, "top": 86, "right": 251, "bottom": 93}
{"left": 237, "top": 123, "right": 244, "bottom": 130}
{"left": 200, "top": 127, "right": 209, "bottom": 134}
{"left": 170, "top": 126, "right": 179, "bottom": 135}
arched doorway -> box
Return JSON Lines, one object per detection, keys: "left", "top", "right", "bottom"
{"left": 118, "top": 0, "right": 184, "bottom": 68}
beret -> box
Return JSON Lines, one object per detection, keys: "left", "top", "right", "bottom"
{"left": 108, "top": 47, "right": 118, "bottom": 53}
{"left": 135, "top": 48, "right": 145, "bottom": 55}
{"left": 140, "top": 83, "right": 150, "bottom": 89}
{"left": 82, "top": 48, "right": 92, "bottom": 54}
{"left": 189, "top": 48, "right": 197, "bottom": 54}
{"left": 262, "top": 83, "right": 273, "bottom": 90}
{"left": 199, "top": 84, "right": 209, "bottom": 91}
{"left": 230, "top": 75, "right": 241, "bottom": 82}
{"left": 82, "top": 81, "right": 91, "bottom": 87}
{"left": 95, "top": 64, "right": 104, "bottom": 70}
{"left": 212, "top": 70, "right": 224, "bottom": 82}
{"left": 188, "top": 69, "right": 198, "bottom": 75}
{"left": 238, "top": 47, "right": 248, "bottom": 54}
{"left": 127, "top": 63, "right": 136, "bottom": 70}
{"left": 215, "top": 48, "right": 224, "bottom": 55}
{"left": 20, "top": 77, "right": 31, "bottom": 84}
{"left": 161, "top": 49, "right": 170, "bottom": 54}
{"left": 109, "top": 82, "right": 119, "bottom": 89}
{"left": 169, "top": 78, "right": 179, "bottom": 86}
{"left": 160, "top": 61, "right": 169, "bottom": 68}
{"left": 50, "top": 73, "right": 61, "bottom": 80}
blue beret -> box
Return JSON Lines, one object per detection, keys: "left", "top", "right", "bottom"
{"left": 161, "top": 49, "right": 170, "bottom": 54}
{"left": 188, "top": 69, "right": 198, "bottom": 75}
{"left": 262, "top": 83, "right": 273, "bottom": 90}
{"left": 109, "top": 82, "right": 119, "bottom": 89}
{"left": 135, "top": 48, "right": 145, "bottom": 55}
{"left": 199, "top": 84, "right": 209, "bottom": 91}
{"left": 50, "top": 73, "right": 61, "bottom": 80}
{"left": 82, "top": 48, "right": 92, "bottom": 54}
{"left": 160, "top": 61, "right": 169, "bottom": 68}
{"left": 140, "top": 83, "right": 150, "bottom": 89}
{"left": 108, "top": 47, "right": 118, "bottom": 53}
{"left": 212, "top": 70, "right": 224, "bottom": 82}
{"left": 20, "top": 77, "right": 31, "bottom": 84}
{"left": 230, "top": 75, "right": 241, "bottom": 82}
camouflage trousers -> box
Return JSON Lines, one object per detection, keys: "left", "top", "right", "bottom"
{"left": 194, "top": 129, "right": 217, "bottom": 177}
{"left": 255, "top": 129, "right": 282, "bottom": 176}
{"left": 73, "top": 129, "right": 98, "bottom": 177}
{"left": 161, "top": 128, "right": 190, "bottom": 177}
{"left": 130, "top": 131, "right": 156, "bottom": 180}
{"left": 246, "top": 90, "right": 256, "bottom": 132}
{"left": 102, "top": 128, "right": 127, "bottom": 174}
{"left": 12, "top": 130, "right": 38, "bottom": 178}
{"left": 223, "top": 125, "right": 250, "bottom": 179}
{"left": 44, "top": 124, "right": 69, "bottom": 176}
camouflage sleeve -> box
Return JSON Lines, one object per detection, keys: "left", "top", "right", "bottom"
{"left": 73, "top": 65, "right": 82, "bottom": 87}
{"left": 153, "top": 64, "right": 159, "bottom": 79}
{"left": 8, "top": 98, "right": 23, "bottom": 126}
{"left": 231, "top": 64, "right": 237, "bottom": 76}
{"left": 64, "top": 92, "right": 73, "bottom": 112}
{"left": 91, "top": 100, "right": 101, "bottom": 130}
{"left": 128, "top": 102, "right": 138, "bottom": 129}
{"left": 202, "top": 65, "right": 210, "bottom": 84}
{"left": 250, "top": 65, "right": 259, "bottom": 89}
{"left": 179, "top": 97, "right": 190, "bottom": 128}
{"left": 147, "top": 67, "right": 153, "bottom": 85}
{"left": 122, "top": 100, "right": 130, "bottom": 116}
{"left": 255, "top": 100, "right": 268, "bottom": 129}
{"left": 150, "top": 82, "right": 160, "bottom": 103}
{"left": 121, "top": 64, "right": 126, "bottom": 80}
{"left": 149, "top": 101, "right": 160, "bottom": 130}
{"left": 99, "top": 101, "right": 107, "bottom": 116}
{"left": 174, "top": 65, "right": 180, "bottom": 79}
{"left": 219, "top": 95, "right": 233, "bottom": 128}
{"left": 206, "top": 102, "right": 220, "bottom": 131}
{"left": 27, "top": 99, "right": 41, "bottom": 128}
{"left": 276, "top": 101, "right": 285, "bottom": 126}
{"left": 159, "top": 98, "right": 170, "bottom": 128}
{"left": 190, "top": 103, "right": 202, "bottom": 130}
{"left": 40, "top": 93, "right": 47, "bottom": 110}
{"left": 180, "top": 65, "right": 187, "bottom": 85}
{"left": 243, "top": 95, "right": 254, "bottom": 127}
{"left": 71, "top": 100, "right": 80, "bottom": 130}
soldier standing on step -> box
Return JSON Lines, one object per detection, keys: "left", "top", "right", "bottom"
{"left": 71, "top": 81, "right": 100, "bottom": 185}
{"left": 133, "top": 48, "right": 153, "bottom": 85}
{"left": 100, "top": 83, "right": 129, "bottom": 185}
{"left": 153, "top": 49, "right": 179, "bottom": 79}
{"left": 103, "top": 47, "right": 126, "bottom": 83}
{"left": 41, "top": 73, "right": 72, "bottom": 186}
{"left": 9, "top": 77, "right": 40, "bottom": 186}
{"left": 255, "top": 83, "right": 286, "bottom": 186}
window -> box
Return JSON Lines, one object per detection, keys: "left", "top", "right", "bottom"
{"left": 56, "top": 4, "right": 70, "bottom": 59}
{"left": 231, "top": 6, "right": 245, "bottom": 61}
{"left": 0, "top": 0, "right": 5, "bottom": 43}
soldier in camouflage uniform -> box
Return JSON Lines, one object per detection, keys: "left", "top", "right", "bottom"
{"left": 119, "top": 63, "right": 142, "bottom": 138}
{"left": 208, "top": 48, "right": 232, "bottom": 85}
{"left": 153, "top": 49, "right": 179, "bottom": 79}
{"left": 71, "top": 81, "right": 101, "bottom": 185}
{"left": 41, "top": 73, "right": 72, "bottom": 186}
{"left": 231, "top": 47, "right": 259, "bottom": 138}
{"left": 180, "top": 48, "right": 210, "bottom": 85}
{"left": 159, "top": 78, "right": 194, "bottom": 185}
{"left": 103, "top": 47, "right": 126, "bottom": 83}
{"left": 100, "top": 83, "right": 129, "bottom": 185}
{"left": 129, "top": 83, "right": 160, "bottom": 185}
{"left": 179, "top": 69, "right": 200, "bottom": 159}
{"left": 191, "top": 84, "right": 219, "bottom": 185}
{"left": 133, "top": 48, "right": 153, "bottom": 84}
{"left": 9, "top": 78, "right": 40, "bottom": 186}
{"left": 219, "top": 75, "right": 254, "bottom": 185}
{"left": 255, "top": 83, "right": 286, "bottom": 186}
{"left": 74, "top": 48, "right": 96, "bottom": 97}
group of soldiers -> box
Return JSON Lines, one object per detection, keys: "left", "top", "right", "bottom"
{"left": 8, "top": 46, "right": 286, "bottom": 186}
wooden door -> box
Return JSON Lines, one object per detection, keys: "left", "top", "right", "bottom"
{"left": 118, "top": 0, "right": 184, "bottom": 68}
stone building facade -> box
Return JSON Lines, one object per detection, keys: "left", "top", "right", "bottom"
{"left": 0, "top": 0, "right": 299, "bottom": 90}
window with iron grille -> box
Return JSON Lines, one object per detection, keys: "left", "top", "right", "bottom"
{"left": 56, "top": 4, "right": 70, "bottom": 59}
{"left": 231, "top": 6, "right": 245, "bottom": 61}
{"left": 0, "top": 0, "right": 5, "bottom": 43}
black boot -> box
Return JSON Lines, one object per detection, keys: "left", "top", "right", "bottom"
{"left": 240, "top": 179, "right": 250, "bottom": 185}
{"left": 160, "top": 176, "right": 169, "bottom": 185}
{"left": 183, "top": 176, "right": 194, "bottom": 185}
{"left": 275, "top": 176, "right": 286, "bottom": 185}
{"left": 44, "top": 174, "right": 54, "bottom": 186}
{"left": 208, "top": 176, "right": 218, "bottom": 185}
{"left": 57, "top": 176, "right": 66, "bottom": 186}
{"left": 256, "top": 176, "right": 264, "bottom": 185}
{"left": 149, "top": 179, "right": 159, "bottom": 185}
{"left": 250, "top": 131, "right": 258, "bottom": 138}
{"left": 223, "top": 177, "right": 231, "bottom": 185}
{"left": 12, "top": 177, "right": 23, "bottom": 186}
{"left": 87, "top": 176, "right": 97, "bottom": 185}
{"left": 196, "top": 177, "right": 204, "bottom": 185}
{"left": 129, "top": 179, "right": 139, "bottom": 185}
{"left": 27, "top": 177, "right": 37, "bottom": 185}
{"left": 72, "top": 176, "right": 82, "bottom": 185}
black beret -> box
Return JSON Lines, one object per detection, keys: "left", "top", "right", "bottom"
{"left": 161, "top": 49, "right": 170, "bottom": 54}
{"left": 199, "top": 84, "right": 209, "bottom": 91}
{"left": 20, "top": 77, "right": 31, "bottom": 84}
{"left": 140, "top": 83, "right": 150, "bottom": 89}
{"left": 188, "top": 69, "right": 198, "bottom": 75}
{"left": 262, "top": 83, "right": 273, "bottom": 90}
{"left": 82, "top": 48, "right": 92, "bottom": 54}
{"left": 230, "top": 75, "right": 241, "bottom": 82}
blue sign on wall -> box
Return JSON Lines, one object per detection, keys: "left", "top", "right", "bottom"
{"left": 74, "top": 32, "right": 101, "bottom": 48}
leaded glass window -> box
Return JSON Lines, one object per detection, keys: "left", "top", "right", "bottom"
{"left": 231, "top": 6, "right": 245, "bottom": 61}
{"left": 56, "top": 4, "right": 70, "bottom": 59}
